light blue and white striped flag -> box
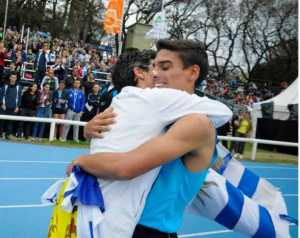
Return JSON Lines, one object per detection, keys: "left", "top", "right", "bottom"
{"left": 216, "top": 143, "right": 288, "bottom": 215}
{"left": 42, "top": 166, "right": 105, "bottom": 238}
{"left": 188, "top": 143, "right": 295, "bottom": 238}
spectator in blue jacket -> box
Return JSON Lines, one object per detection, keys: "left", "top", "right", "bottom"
{"left": 34, "top": 42, "right": 50, "bottom": 85}
{"left": 81, "top": 83, "right": 101, "bottom": 122}
{"left": 0, "top": 72, "right": 22, "bottom": 139}
{"left": 60, "top": 79, "right": 85, "bottom": 142}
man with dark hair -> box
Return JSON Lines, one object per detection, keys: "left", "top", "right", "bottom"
{"left": 112, "top": 48, "right": 157, "bottom": 92}
{"left": 0, "top": 72, "right": 22, "bottom": 140}
{"left": 35, "top": 42, "right": 50, "bottom": 85}
{"left": 155, "top": 39, "right": 208, "bottom": 87}
{"left": 65, "top": 41, "right": 232, "bottom": 238}
{"left": 99, "top": 49, "right": 156, "bottom": 114}
{"left": 44, "top": 44, "right": 231, "bottom": 238}
{"left": 79, "top": 40, "right": 290, "bottom": 238}
{"left": 60, "top": 79, "right": 85, "bottom": 143}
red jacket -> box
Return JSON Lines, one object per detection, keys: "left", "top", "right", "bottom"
{"left": 0, "top": 50, "right": 7, "bottom": 67}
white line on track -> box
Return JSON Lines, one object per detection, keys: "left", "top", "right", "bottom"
{"left": 283, "top": 194, "right": 298, "bottom": 197}
{"left": 246, "top": 166, "right": 298, "bottom": 170}
{"left": 0, "top": 177, "right": 63, "bottom": 181}
{"left": 179, "top": 230, "right": 232, "bottom": 237}
{"left": 0, "top": 160, "right": 69, "bottom": 164}
{"left": 0, "top": 177, "right": 297, "bottom": 181}
{"left": 0, "top": 160, "right": 297, "bottom": 170}
{"left": 179, "top": 224, "right": 297, "bottom": 237}
{"left": 0, "top": 203, "right": 52, "bottom": 208}
{"left": 1, "top": 160, "right": 297, "bottom": 170}
{"left": 0, "top": 194, "right": 296, "bottom": 209}
{"left": 265, "top": 177, "right": 298, "bottom": 181}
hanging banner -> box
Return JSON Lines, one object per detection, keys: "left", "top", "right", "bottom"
{"left": 103, "top": 0, "right": 123, "bottom": 35}
{"left": 145, "top": 11, "right": 170, "bottom": 39}
{"left": 143, "top": 0, "right": 163, "bottom": 14}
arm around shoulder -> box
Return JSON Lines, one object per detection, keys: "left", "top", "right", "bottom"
{"left": 76, "top": 113, "right": 214, "bottom": 180}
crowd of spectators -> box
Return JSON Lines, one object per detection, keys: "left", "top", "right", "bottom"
{"left": 201, "top": 75, "right": 288, "bottom": 108}
{"left": 203, "top": 76, "right": 288, "bottom": 158}
{"left": 0, "top": 27, "right": 117, "bottom": 142}
{"left": 0, "top": 27, "right": 290, "bottom": 145}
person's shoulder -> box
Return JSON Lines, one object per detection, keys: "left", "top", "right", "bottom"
{"left": 118, "top": 87, "right": 188, "bottom": 100}
{"left": 143, "top": 87, "right": 194, "bottom": 100}
{"left": 66, "top": 88, "right": 72, "bottom": 94}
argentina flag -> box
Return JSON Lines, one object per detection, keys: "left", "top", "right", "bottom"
{"left": 188, "top": 143, "right": 295, "bottom": 238}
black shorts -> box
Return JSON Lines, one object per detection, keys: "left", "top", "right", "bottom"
{"left": 52, "top": 108, "right": 66, "bottom": 115}
{"left": 132, "top": 224, "right": 178, "bottom": 238}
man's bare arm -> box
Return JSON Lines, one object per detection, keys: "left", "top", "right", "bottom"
{"left": 73, "top": 113, "right": 214, "bottom": 180}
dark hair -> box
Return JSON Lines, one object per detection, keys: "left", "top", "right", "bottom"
{"left": 26, "top": 83, "right": 37, "bottom": 93}
{"left": 9, "top": 71, "right": 18, "bottom": 78}
{"left": 112, "top": 49, "right": 156, "bottom": 92}
{"left": 156, "top": 39, "right": 208, "bottom": 87}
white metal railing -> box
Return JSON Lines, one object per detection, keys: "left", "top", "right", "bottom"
{"left": 218, "top": 136, "right": 298, "bottom": 160}
{"left": 0, "top": 115, "right": 86, "bottom": 142}
{"left": 0, "top": 115, "right": 298, "bottom": 160}
{"left": 4, "top": 59, "right": 112, "bottom": 83}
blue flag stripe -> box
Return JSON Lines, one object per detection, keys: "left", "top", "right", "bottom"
{"left": 280, "top": 214, "right": 298, "bottom": 225}
{"left": 252, "top": 206, "right": 276, "bottom": 238}
{"left": 217, "top": 153, "right": 232, "bottom": 174}
{"left": 64, "top": 166, "right": 105, "bottom": 211}
{"left": 215, "top": 181, "right": 244, "bottom": 229}
{"left": 64, "top": 187, "right": 76, "bottom": 198}
{"left": 238, "top": 168, "right": 259, "bottom": 198}
{"left": 89, "top": 221, "right": 94, "bottom": 238}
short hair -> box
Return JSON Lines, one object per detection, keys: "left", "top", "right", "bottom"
{"left": 26, "top": 83, "right": 37, "bottom": 93}
{"left": 156, "top": 39, "right": 208, "bottom": 87}
{"left": 9, "top": 71, "right": 18, "bottom": 78}
{"left": 112, "top": 49, "right": 156, "bottom": 92}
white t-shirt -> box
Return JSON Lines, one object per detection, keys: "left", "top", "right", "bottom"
{"left": 89, "top": 86, "right": 232, "bottom": 238}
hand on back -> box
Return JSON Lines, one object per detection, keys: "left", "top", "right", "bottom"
{"left": 84, "top": 107, "right": 117, "bottom": 139}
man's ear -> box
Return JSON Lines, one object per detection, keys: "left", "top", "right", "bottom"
{"left": 189, "top": 65, "right": 200, "bottom": 83}
{"left": 133, "top": 67, "right": 144, "bottom": 81}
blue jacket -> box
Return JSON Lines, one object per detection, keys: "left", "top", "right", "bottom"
{"left": 66, "top": 88, "right": 85, "bottom": 113}
{"left": 34, "top": 52, "right": 48, "bottom": 72}
{"left": 52, "top": 89, "right": 68, "bottom": 110}
{"left": 0, "top": 84, "right": 22, "bottom": 109}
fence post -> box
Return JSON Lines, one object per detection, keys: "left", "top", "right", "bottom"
{"left": 49, "top": 122, "right": 56, "bottom": 141}
{"left": 251, "top": 142, "right": 258, "bottom": 160}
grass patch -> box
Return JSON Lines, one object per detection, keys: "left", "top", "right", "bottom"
{"left": 233, "top": 143, "right": 298, "bottom": 165}
{"left": 5, "top": 139, "right": 299, "bottom": 165}
{"left": 3, "top": 138, "right": 90, "bottom": 149}
{"left": 46, "top": 139, "right": 89, "bottom": 148}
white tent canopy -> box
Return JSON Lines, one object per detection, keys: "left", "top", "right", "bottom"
{"left": 250, "top": 79, "right": 298, "bottom": 160}
{"left": 252, "top": 78, "right": 298, "bottom": 120}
